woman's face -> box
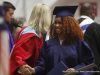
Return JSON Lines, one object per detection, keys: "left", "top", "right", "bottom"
{"left": 54, "top": 17, "right": 63, "bottom": 35}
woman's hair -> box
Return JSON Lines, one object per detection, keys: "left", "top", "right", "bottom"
{"left": 27, "top": 3, "right": 51, "bottom": 33}
{"left": 52, "top": 16, "right": 84, "bottom": 44}
{"left": 17, "top": 19, "right": 23, "bottom": 26}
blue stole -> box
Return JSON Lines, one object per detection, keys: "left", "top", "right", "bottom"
{"left": 18, "top": 26, "right": 41, "bottom": 39}
{"left": 81, "top": 24, "right": 90, "bottom": 30}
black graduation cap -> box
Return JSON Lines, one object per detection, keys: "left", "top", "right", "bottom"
{"left": 53, "top": 5, "right": 78, "bottom": 17}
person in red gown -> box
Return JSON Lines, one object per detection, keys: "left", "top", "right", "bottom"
{"left": 10, "top": 3, "right": 51, "bottom": 75}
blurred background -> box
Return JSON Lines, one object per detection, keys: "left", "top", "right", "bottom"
{"left": 2, "top": 0, "right": 100, "bottom": 25}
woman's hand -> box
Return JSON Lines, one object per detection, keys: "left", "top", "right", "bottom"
{"left": 18, "top": 65, "right": 33, "bottom": 75}
{"left": 64, "top": 68, "right": 75, "bottom": 73}
{"left": 66, "top": 68, "right": 75, "bottom": 71}
{"left": 24, "top": 65, "right": 36, "bottom": 74}
{"left": 18, "top": 65, "right": 36, "bottom": 75}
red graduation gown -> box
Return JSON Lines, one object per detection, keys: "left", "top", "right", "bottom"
{"left": 10, "top": 27, "right": 43, "bottom": 75}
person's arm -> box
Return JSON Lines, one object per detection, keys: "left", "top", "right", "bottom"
{"left": 33, "top": 42, "right": 47, "bottom": 75}
{"left": 10, "top": 37, "right": 36, "bottom": 75}
{"left": 74, "top": 40, "right": 95, "bottom": 75}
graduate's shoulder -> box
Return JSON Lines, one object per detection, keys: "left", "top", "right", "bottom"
{"left": 44, "top": 37, "right": 58, "bottom": 47}
{"left": 75, "top": 39, "right": 87, "bottom": 46}
{"left": 44, "top": 38, "right": 54, "bottom": 45}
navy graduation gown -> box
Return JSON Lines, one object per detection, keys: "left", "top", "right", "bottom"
{"left": 34, "top": 37, "right": 95, "bottom": 75}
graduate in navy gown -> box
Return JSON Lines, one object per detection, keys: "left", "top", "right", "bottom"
{"left": 18, "top": 5, "right": 95, "bottom": 75}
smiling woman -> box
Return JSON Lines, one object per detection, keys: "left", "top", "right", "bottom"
{"left": 54, "top": 17, "right": 63, "bottom": 35}
{"left": 52, "top": 16, "right": 84, "bottom": 44}
{"left": 18, "top": 5, "right": 95, "bottom": 75}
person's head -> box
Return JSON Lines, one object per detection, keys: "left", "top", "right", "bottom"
{"left": 80, "top": 3, "right": 95, "bottom": 20}
{"left": 27, "top": 3, "right": 51, "bottom": 33}
{"left": 12, "top": 18, "right": 22, "bottom": 28}
{"left": 9, "top": 18, "right": 22, "bottom": 34}
{"left": 3, "top": 1, "right": 16, "bottom": 22}
{"left": 17, "top": 19, "right": 23, "bottom": 26}
{"left": 11, "top": 18, "right": 22, "bottom": 41}
{"left": 52, "top": 6, "right": 84, "bottom": 44}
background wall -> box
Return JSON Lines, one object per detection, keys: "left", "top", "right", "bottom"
{"left": 3, "top": 0, "right": 100, "bottom": 24}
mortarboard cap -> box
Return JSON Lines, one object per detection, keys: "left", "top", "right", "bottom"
{"left": 53, "top": 5, "right": 78, "bottom": 17}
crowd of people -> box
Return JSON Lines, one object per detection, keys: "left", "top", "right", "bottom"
{"left": 0, "top": 1, "right": 100, "bottom": 75}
